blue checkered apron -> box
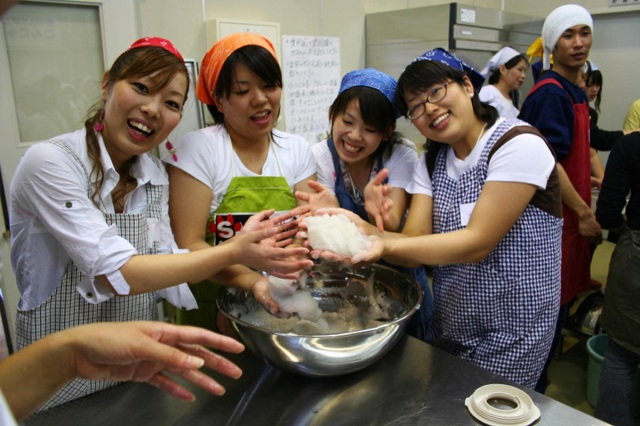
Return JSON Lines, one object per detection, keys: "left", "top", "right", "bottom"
{"left": 16, "top": 140, "right": 161, "bottom": 410}
{"left": 426, "top": 120, "right": 562, "bottom": 387}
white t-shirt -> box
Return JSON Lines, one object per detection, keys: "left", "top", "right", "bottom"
{"left": 10, "top": 129, "right": 195, "bottom": 310}
{"left": 312, "top": 138, "right": 419, "bottom": 191}
{"left": 163, "top": 125, "right": 316, "bottom": 212}
{"left": 479, "top": 85, "right": 520, "bottom": 119}
{"left": 407, "top": 118, "right": 555, "bottom": 197}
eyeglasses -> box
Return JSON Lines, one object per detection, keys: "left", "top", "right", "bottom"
{"left": 406, "top": 82, "right": 451, "bottom": 120}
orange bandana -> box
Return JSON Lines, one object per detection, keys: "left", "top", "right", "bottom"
{"left": 196, "top": 33, "right": 277, "bottom": 105}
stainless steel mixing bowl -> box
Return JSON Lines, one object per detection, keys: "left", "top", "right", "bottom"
{"left": 217, "top": 263, "right": 422, "bottom": 377}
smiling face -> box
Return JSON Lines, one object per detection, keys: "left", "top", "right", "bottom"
{"left": 101, "top": 71, "right": 187, "bottom": 169}
{"left": 501, "top": 58, "right": 528, "bottom": 92}
{"left": 405, "top": 78, "right": 478, "bottom": 147}
{"left": 331, "top": 99, "right": 385, "bottom": 167}
{"left": 215, "top": 62, "right": 281, "bottom": 146}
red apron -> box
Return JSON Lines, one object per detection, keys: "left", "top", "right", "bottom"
{"left": 528, "top": 79, "right": 591, "bottom": 305}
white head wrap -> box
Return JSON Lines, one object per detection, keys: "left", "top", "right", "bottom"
{"left": 542, "top": 4, "right": 593, "bottom": 71}
{"left": 480, "top": 46, "right": 521, "bottom": 77}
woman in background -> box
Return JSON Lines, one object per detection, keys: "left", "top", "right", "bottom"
{"left": 165, "top": 33, "right": 316, "bottom": 332}
{"left": 479, "top": 46, "right": 528, "bottom": 119}
{"left": 299, "top": 68, "right": 434, "bottom": 340}
{"left": 585, "top": 62, "right": 628, "bottom": 153}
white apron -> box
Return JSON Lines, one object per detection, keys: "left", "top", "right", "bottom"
{"left": 15, "top": 140, "right": 160, "bottom": 410}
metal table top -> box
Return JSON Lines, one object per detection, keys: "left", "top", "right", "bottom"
{"left": 25, "top": 335, "right": 607, "bottom": 425}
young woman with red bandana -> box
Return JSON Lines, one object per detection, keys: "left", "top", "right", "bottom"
{"left": 9, "top": 37, "right": 307, "bottom": 409}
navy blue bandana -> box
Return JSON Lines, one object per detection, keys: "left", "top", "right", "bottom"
{"left": 413, "top": 48, "right": 485, "bottom": 92}
{"left": 339, "top": 68, "right": 402, "bottom": 118}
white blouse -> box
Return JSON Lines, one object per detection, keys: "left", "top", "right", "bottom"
{"left": 10, "top": 129, "right": 195, "bottom": 310}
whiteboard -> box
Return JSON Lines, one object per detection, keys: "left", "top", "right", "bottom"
{"left": 281, "top": 35, "right": 340, "bottom": 145}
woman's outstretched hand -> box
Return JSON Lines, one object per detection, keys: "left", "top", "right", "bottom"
{"left": 364, "top": 168, "right": 393, "bottom": 232}
{"left": 233, "top": 209, "right": 313, "bottom": 276}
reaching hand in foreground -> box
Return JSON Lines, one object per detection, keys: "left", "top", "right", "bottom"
{"left": 297, "top": 208, "right": 384, "bottom": 265}
{"left": 0, "top": 321, "right": 245, "bottom": 422}
{"left": 364, "top": 168, "right": 393, "bottom": 232}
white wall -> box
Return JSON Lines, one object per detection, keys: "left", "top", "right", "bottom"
{"left": 134, "top": 0, "right": 504, "bottom": 81}
{"left": 131, "top": 0, "right": 639, "bottom": 139}
{"left": 590, "top": 11, "right": 640, "bottom": 131}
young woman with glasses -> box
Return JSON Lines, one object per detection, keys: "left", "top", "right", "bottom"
{"left": 303, "top": 48, "right": 563, "bottom": 389}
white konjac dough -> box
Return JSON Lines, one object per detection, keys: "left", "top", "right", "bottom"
{"left": 235, "top": 274, "right": 395, "bottom": 335}
{"left": 268, "top": 276, "right": 323, "bottom": 321}
{"left": 303, "top": 214, "right": 372, "bottom": 258}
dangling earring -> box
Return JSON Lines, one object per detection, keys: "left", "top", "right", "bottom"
{"left": 165, "top": 140, "right": 178, "bottom": 162}
{"left": 94, "top": 109, "right": 105, "bottom": 133}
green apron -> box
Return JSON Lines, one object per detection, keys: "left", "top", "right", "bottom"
{"left": 176, "top": 144, "right": 297, "bottom": 330}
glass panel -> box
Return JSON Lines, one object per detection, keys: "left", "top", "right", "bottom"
{"left": 2, "top": 2, "right": 103, "bottom": 143}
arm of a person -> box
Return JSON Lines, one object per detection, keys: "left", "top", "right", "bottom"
{"left": 168, "top": 165, "right": 214, "bottom": 253}
{"left": 371, "top": 186, "right": 407, "bottom": 232}
{"left": 556, "top": 163, "right": 602, "bottom": 242}
{"left": 0, "top": 321, "right": 244, "bottom": 422}
{"left": 363, "top": 169, "right": 406, "bottom": 232}
{"left": 383, "top": 181, "right": 537, "bottom": 266}
{"left": 291, "top": 137, "right": 319, "bottom": 207}
{"left": 590, "top": 148, "right": 604, "bottom": 188}
{"left": 596, "top": 138, "right": 632, "bottom": 230}
{"left": 293, "top": 174, "right": 317, "bottom": 206}
{"left": 401, "top": 193, "right": 433, "bottom": 237}
{"left": 100, "top": 167, "right": 309, "bottom": 294}
{"left": 364, "top": 142, "right": 419, "bottom": 231}
{"left": 590, "top": 126, "right": 623, "bottom": 151}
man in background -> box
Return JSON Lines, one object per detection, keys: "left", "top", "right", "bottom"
{"left": 518, "top": 3, "right": 602, "bottom": 393}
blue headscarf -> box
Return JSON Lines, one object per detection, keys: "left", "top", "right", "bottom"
{"left": 413, "top": 48, "right": 485, "bottom": 92}
{"left": 339, "top": 68, "right": 402, "bottom": 118}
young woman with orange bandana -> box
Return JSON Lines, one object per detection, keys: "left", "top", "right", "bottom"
{"left": 164, "top": 33, "right": 316, "bottom": 331}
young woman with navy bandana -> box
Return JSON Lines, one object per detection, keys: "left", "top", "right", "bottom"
{"left": 297, "top": 68, "right": 434, "bottom": 340}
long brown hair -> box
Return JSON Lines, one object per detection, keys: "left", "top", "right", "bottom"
{"left": 83, "top": 46, "right": 189, "bottom": 208}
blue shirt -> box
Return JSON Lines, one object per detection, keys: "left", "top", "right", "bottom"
{"left": 518, "top": 70, "right": 589, "bottom": 161}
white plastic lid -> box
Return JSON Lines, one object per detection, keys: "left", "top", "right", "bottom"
{"left": 465, "top": 384, "right": 541, "bottom": 426}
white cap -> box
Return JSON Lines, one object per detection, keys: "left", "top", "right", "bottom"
{"left": 542, "top": 4, "right": 593, "bottom": 71}
{"left": 480, "top": 47, "right": 522, "bottom": 77}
